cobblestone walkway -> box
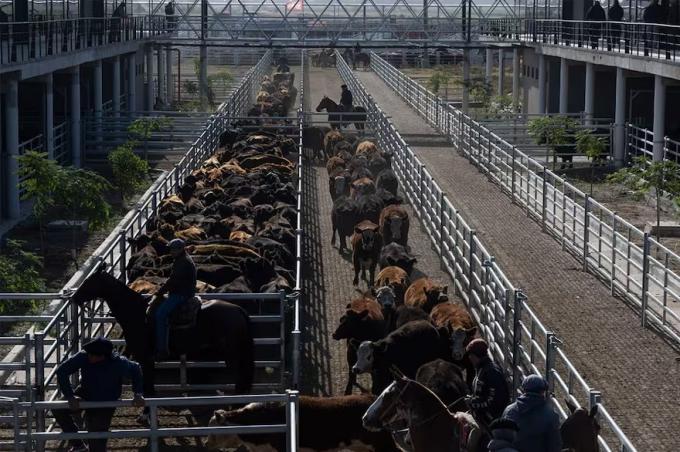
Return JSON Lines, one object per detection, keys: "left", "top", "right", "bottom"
{"left": 354, "top": 69, "right": 680, "bottom": 451}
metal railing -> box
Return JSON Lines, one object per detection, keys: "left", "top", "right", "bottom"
{"left": 0, "top": 16, "right": 169, "bottom": 67}
{"left": 626, "top": 123, "right": 680, "bottom": 163}
{"left": 0, "top": 392, "right": 299, "bottom": 452}
{"left": 340, "top": 50, "right": 636, "bottom": 451}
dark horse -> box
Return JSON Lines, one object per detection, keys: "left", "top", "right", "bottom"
{"left": 71, "top": 265, "right": 255, "bottom": 399}
{"left": 354, "top": 52, "right": 370, "bottom": 70}
{"left": 316, "top": 96, "right": 367, "bottom": 132}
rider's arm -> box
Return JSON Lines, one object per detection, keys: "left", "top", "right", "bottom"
{"left": 56, "top": 352, "right": 87, "bottom": 398}
{"left": 121, "top": 357, "right": 144, "bottom": 396}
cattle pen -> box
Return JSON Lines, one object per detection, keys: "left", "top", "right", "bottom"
{"left": 3, "top": 45, "right": 676, "bottom": 451}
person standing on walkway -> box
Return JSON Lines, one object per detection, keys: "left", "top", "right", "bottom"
{"left": 502, "top": 374, "right": 562, "bottom": 452}
{"left": 585, "top": 0, "right": 607, "bottom": 48}
{"left": 608, "top": 0, "right": 624, "bottom": 49}
{"left": 465, "top": 339, "right": 510, "bottom": 433}
{"left": 53, "top": 337, "right": 145, "bottom": 452}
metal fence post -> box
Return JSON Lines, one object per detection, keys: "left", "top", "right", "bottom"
{"left": 468, "top": 230, "right": 477, "bottom": 298}
{"left": 503, "top": 288, "right": 514, "bottom": 370}
{"left": 118, "top": 229, "right": 127, "bottom": 282}
{"left": 439, "top": 192, "right": 446, "bottom": 264}
{"left": 611, "top": 212, "right": 618, "bottom": 296}
{"left": 641, "top": 232, "right": 651, "bottom": 327}
{"left": 588, "top": 389, "right": 602, "bottom": 412}
{"left": 512, "top": 290, "right": 526, "bottom": 395}
{"left": 279, "top": 290, "right": 287, "bottom": 389}
{"left": 511, "top": 146, "right": 517, "bottom": 203}
{"left": 545, "top": 332, "right": 558, "bottom": 394}
{"left": 541, "top": 167, "right": 548, "bottom": 231}
{"left": 149, "top": 404, "right": 159, "bottom": 452}
{"left": 583, "top": 195, "right": 591, "bottom": 271}
{"left": 34, "top": 332, "right": 46, "bottom": 442}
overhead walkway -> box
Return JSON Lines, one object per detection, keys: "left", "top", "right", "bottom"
{"left": 353, "top": 67, "right": 680, "bottom": 451}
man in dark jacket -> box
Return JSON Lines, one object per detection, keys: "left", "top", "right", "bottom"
{"left": 487, "top": 418, "right": 520, "bottom": 452}
{"left": 53, "top": 337, "right": 144, "bottom": 452}
{"left": 153, "top": 238, "right": 197, "bottom": 359}
{"left": 340, "top": 84, "right": 353, "bottom": 110}
{"left": 585, "top": 1, "right": 607, "bottom": 48}
{"left": 465, "top": 339, "right": 510, "bottom": 432}
{"left": 502, "top": 374, "right": 561, "bottom": 452}
{"left": 608, "top": 0, "right": 624, "bottom": 49}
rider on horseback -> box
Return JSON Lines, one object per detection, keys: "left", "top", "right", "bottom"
{"left": 340, "top": 84, "right": 353, "bottom": 124}
{"left": 153, "top": 238, "right": 197, "bottom": 360}
{"left": 465, "top": 339, "right": 510, "bottom": 433}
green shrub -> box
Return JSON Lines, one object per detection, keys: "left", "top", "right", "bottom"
{"left": 108, "top": 142, "right": 149, "bottom": 202}
{"left": 0, "top": 240, "right": 45, "bottom": 314}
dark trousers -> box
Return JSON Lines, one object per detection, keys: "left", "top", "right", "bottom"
{"left": 52, "top": 405, "right": 115, "bottom": 452}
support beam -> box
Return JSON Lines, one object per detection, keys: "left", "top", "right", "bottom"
{"left": 70, "top": 66, "right": 82, "bottom": 167}
{"left": 166, "top": 46, "right": 173, "bottom": 104}
{"left": 94, "top": 59, "right": 103, "bottom": 146}
{"left": 485, "top": 48, "right": 493, "bottom": 88}
{"left": 199, "top": 44, "right": 208, "bottom": 110}
{"left": 128, "top": 53, "right": 137, "bottom": 114}
{"left": 44, "top": 73, "right": 54, "bottom": 160}
{"left": 113, "top": 55, "right": 121, "bottom": 117}
{"left": 157, "top": 46, "right": 165, "bottom": 105}
{"left": 653, "top": 75, "right": 666, "bottom": 161}
{"left": 145, "top": 45, "right": 154, "bottom": 111}
{"left": 497, "top": 49, "right": 505, "bottom": 96}
{"left": 512, "top": 48, "right": 520, "bottom": 110}
{"left": 614, "top": 68, "right": 626, "bottom": 167}
{"left": 462, "top": 49, "right": 470, "bottom": 113}
{"left": 538, "top": 54, "right": 546, "bottom": 114}
{"left": 559, "top": 58, "right": 569, "bottom": 114}
{"left": 584, "top": 62, "right": 595, "bottom": 125}
{"left": 5, "top": 78, "right": 20, "bottom": 219}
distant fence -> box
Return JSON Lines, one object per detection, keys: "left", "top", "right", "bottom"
{"left": 626, "top": 123, "right": 680, "bottom": 163}
{"left": 336, "top": 50, "right": 636, "bottom": 452}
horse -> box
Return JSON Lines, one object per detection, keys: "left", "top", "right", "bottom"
{"left": 71, "top": 264, "right": 255, "bottom": 401}
{"left": 355, "top": 52, "right": 370, "bottom": 70}
{"left": 316, "top": 96, "right": 367, "bottom": 132}
{"left": 362, "top": 376, "right": 470, "bottom": 452}
{"left": 561, "top": 399, "right": 600, "bottom": 452}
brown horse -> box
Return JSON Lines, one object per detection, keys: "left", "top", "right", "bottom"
{"left": 71, "top": 264, "right": 255, "bottom": 400}
{"left": 316, "top": 96, "right": 367, "bottom": 132}
{"left": 561, "top": 399, "right": 600, "bottom": 452}
{"left": 362, "top": 376, "right": 468, "bottom": 452}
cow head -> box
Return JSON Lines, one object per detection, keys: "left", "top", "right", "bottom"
{"left": 448, "top": 326, "right": 477, "bottom": 361}
{"left": 424, "top": 285, "right": 449, "bottom": 309}
{"left": 205, "top": 405, "right": 263, "bottom": 450}
{"left": 375, "top": 286, "right": 396, "bottom": 309}
{"left": 387, "top": 215, "right": 403, "bottom": 240}
{"left": 355, "top": 225, "right": 378, "bottom": 250}
{"left": 332, "top": 306, "right": 370, "bottom": 340}
{"left": 353, "top": 340, "right": 386, "bottom": 374}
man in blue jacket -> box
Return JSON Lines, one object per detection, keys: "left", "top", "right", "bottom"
{"left": 502, "top": 374, "right": 562, "bottom": 452}
{"left": 53, "top": 337, "right": 145, "bottom": 452}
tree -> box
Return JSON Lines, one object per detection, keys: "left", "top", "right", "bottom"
{"left": 108, "top": 141, "right": 149, "bottom": 203}
{"left": 608, "top": 156, "right": 680, "bottom": 242}
{"left": 0, "top": 240, "right": 45, "bottom": 317}
{"left": 128, "top": 117, "right": 171, "bottom": 160}
{"left": 576, "top": 129, "right": 607, "bottom": 195}
{"left": 527, "top": 116, "right": 579, "bottom": 170}
{"left": 427, "top": 69, "right": 451, "bottom": 97}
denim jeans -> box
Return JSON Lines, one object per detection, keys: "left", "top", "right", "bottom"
{"left": 154, "top": 294, "right": 186, "bottom": 354}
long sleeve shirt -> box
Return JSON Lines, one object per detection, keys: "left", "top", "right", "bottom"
{"left": 160, "top": 253, "right": 197, "bottom": 298}
{"left": 56, "top": 351, "right": 144, "bottom": 402}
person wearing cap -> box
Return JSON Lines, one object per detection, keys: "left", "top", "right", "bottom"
{"left": 502, "top": 374, "right": 562, "bottom": 452}
{"left": 487, "top": 418, "right": 520, "bottom": 452}
{"left": 153, "top": 238, "right": 197, "bottom": 359}
{"left": 53, "top": 337, "right": 144, "bottom": 452}
{"left": 465, "top": 338, "right": 510, "bottom": 432}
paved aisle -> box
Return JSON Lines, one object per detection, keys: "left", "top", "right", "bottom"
{"left": 354, "top": 70, "right": 680, "bottom": 451}
{"left": 301, "top": 67, "right": 456, "bottom": 397}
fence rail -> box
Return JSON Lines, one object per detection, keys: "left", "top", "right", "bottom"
{"left": 341, "top": 50, "right": 636, "bottom": 451}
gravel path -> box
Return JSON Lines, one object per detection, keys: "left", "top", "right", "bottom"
{"left": 354, "top": 69, "right": 680, "bottom": 451}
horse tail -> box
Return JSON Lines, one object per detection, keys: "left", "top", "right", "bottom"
{"left": 235, "top": 307, "right": 255, "bottom": 394}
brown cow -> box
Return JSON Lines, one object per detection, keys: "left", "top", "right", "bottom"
{"left": 379, "top": 204, "right": 409, "bottom": 246}
{"left": 430, "top": 302, "right": 476, "bottom": 361}
{"left": 328, "top": 168, "right": 352, "bottom": 200}
{"left": 404, "top": 277, "right": 449, "bottom": 313}
{"left": 326, "top": 156, "right": 345, "bottom": 175}
{"left": 350, "top": 177, "right": 376, "bottom": 199}
{"left": 351, "top": 220, "right": 383, "bottom": 286}
{"left": 174, "top": 225, "right": 207, "bottom": 241}
{"left": 355, "top": 140, "right": 380, "bottom": 160}
{"left": 324, "top": 130, "right": 344, "bottom": 157}
{"left": 332, "top": 292, "right": 388, "bottom": 395}
{"left": 375, "top": 266, "right": 410, "bottom": 306}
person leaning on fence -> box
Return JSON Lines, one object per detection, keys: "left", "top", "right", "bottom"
{"left": 53, "top": 337, "right": 145, "bottom": 452}
{"left": 165, "top": 0, "right": 176, "bottom": 32}
{"left": 607, "top": 0, "right": 624, "bottom": 49}
{"left": 502, "top": 375, "right": 561, "bottom": 452}
{"left": 585, "top": 0, "right": 607, "bottom": 49}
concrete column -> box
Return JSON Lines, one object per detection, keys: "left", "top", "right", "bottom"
{"left": 113, "top": 55, "right": 121, "bottom": 117}
{"left": 94, "top": 59, "right": 103, "bottom": 150}
{"left": 145, "top": 45, "right": 154, "bottom": 111}
{"left": 462, "top": 49, "right": 470, "bottom": 113}
{"left": 199, "top": 44, "right": 208, "bottom": 110}
{"left": 166, "top": 46, "right": 173, "bottom": 104}
{"left": 614, "top": 68, "right": 626, "bottom": 167}
{"left": 128, "top": 53, "right": 137, "bottom": 114}
{"left": 44, "top": 73, "right": 55, "bottom": 160}
{"left": 584, "top": 62, "right": 595, "bottom": 125}
{"left": 538, "top": 54, "right": 546, "bottom": 114}
{"left": 70, "top": 66, "right": 82, "bottom": 167}
{"left": 5, "top": 78, "right": 20, "bottom": 219}
{"left": 497, "top": 49, "right": 505, "bottom": 96}
{"left": 485, "top": 48, "right": 493, "bottom": 88}
{"left": 512, "top": 48, "right": 520, "bottom": 110}
{"left": 653, "top": 75, "right": 666, "bottom": 161}
{"left": 157, "top": 46, "right": 165, "bottom": 105}
{"left": 559, "top": 58, "right": 569, "bottom": 114}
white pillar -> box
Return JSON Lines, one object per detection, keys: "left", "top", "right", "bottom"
{"left": 462, "top": 49, "right": 470, "bottom": 113}
{"left": 485, "top": 48, "right": 493, "bottom": 88}
{"left": 614, "top": 68, "right": 626, "bottom": 167}
{"left": 5, "top": 78, "right": 20, "bottom": 219}
{"left": 559, "top": 58, "right": 569, "bottom": 114}
{"left": 653, "top": 75, "right": 666, "bottom": 161}
{"left": 497, "top": 49, "right": 505, "bottom": 96}
{"left": 70, "top": 66, "right": 82, "bottom": 167}
{"left": 166, "top": 46, "right": 173, "bottom": 104}
{"left": 199, "top": 45, "right": 208, "bottom": 110}
{"left": 157, "top": 46, "right": 165, "bottom": 105}
{"left": 145, "top": 46, "right": 154, "bottom": 111}
{"left": 113, "top": 55, "right": 121, "bottom": 117}
{"left": 128, "top": 53, "right": 137, "bottom": 114}
{"left": 584, "top": 62, "right": 595, "bottom": 125}
{"left": 538, "top": 54, "right": 546, "bottom": 114}
{"left": 44, "top": 73, "right": 55, "bottom": 160}
{"left": 512, "top": 48, "right": 520, "bottom": 110}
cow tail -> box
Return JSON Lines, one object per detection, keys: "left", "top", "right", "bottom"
{"left": 235, "top": 308, "right": 255, "bottom": 394}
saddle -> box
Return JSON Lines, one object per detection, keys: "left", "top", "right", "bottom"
{"left": 169, "top": 296, "right": 202, "bottom": 330}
